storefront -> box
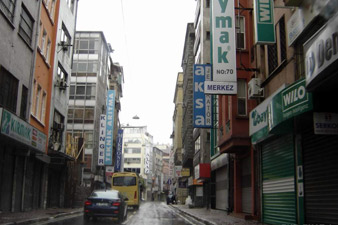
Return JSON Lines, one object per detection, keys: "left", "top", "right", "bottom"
{"left": 250, "top": 79, "right": 313, "bottom": 224}
{"left": 301, "top": 12, "right": 338, "bottom": 224}
{"left": 211, "top": 153, "right": 229, "bottom": 211}
{"left": 0, "top": 108, "right": 49, "bottom": 212}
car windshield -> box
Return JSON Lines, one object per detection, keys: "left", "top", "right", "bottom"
{"left": 113, "top": 176, "right": 136, "bottom": 186}
{"left": 90, "top": 191, "right": 119, "bottom": 199}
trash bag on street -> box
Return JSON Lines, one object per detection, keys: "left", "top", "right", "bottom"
{"left": 185, "top": 196, "right": 192, "bottom": 206}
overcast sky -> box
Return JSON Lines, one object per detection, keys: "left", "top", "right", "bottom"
{"left": 76, "top": 0, "right": 196, "bottom": 144}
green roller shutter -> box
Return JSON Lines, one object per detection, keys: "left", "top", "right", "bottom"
{"left": 262, "top": 134, "right": 296, "bottom": 225}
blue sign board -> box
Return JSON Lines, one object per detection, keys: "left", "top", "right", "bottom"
{"left": 193, "top": 64, "right": 212, "bottom": 128}
{"left": 105, "top": 90, "right": 115, "bottom": 165}
{"left": 114, "top": 129, "right": 123, "bottom": 172}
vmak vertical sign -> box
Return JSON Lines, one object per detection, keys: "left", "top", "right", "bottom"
{"left": 254, "top": 0, "right": 275, "bottom": 44}
{"left": 105, "top": 90, "right": 115, "bottom": 165}
{"left": 194, "top": 65, "right": 212, "bottom": 128}
{"left": 114, "top": 129, "right": 123, "bottom": 172}
{"left": 208, "top": 0, "right": 237, "bottom": 95}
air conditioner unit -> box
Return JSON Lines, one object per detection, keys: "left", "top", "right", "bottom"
{"left": 59, "top": 78, "right": 67, "bottom": 90}
{"left": 248, "top": 78, "right": 264, "bottom": 99}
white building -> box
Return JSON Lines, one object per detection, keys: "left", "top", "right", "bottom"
{"left": 121, "top": 125, "right": 153, "bottom": 199}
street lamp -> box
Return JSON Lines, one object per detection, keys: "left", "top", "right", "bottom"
{"left": 132, "top": 115, "right": 140, "bottom": 119}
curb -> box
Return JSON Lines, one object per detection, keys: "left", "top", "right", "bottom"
{"left": 170, "top": 205, "right": 217, "bottom": 225}
{"left": 0, "top": 210, "right": 83, "bottom": 225}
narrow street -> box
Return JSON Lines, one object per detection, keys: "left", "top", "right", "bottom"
{"left": 33, "top": 202, "right": 199, "bottom": 225}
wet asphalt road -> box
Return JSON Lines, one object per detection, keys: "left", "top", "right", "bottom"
{"left": 35, "top": 201, "right": 195, "bottom": 225}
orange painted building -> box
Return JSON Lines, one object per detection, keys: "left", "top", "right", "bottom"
{"left": 30, "top": 0, "right": 60, "bottom": 153}
{"left": 216, "top": 0, "right": 258, "bottom": 218}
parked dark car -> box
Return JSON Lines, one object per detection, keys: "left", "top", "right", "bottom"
{"left": 84, "top": 189, "right": 128, "bottom": 223}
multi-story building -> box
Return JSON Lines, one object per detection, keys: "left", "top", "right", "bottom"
{"left": 44, "top": 0, "right": 78, "bottom": 208}
{"left": 181, "top": 23, "right": 195, "bottom": 199}
{"left": 212, "top": 0, "right": 257, "bottom": 217}
{"left": 67, "top": 31, "right": 112, "bottom": 188}
{"left": 0, "top": 0, "right": 42, "bottom": 212}
{"left": 121, "top": 125, "right": 153, "bottom": 199}
{"left": 192, "top": 0, "right": 212, "bottom": 208}
{"left": 249, "top": 1, "right": 338, "bottom": 224}
{"left": 152, "top": 146, "right": 163, "bottom": 201}
{"left": 171, "top": 72, "right": 188, "bottom": 203}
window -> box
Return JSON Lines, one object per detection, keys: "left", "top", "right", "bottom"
{"left": 50, "top": 111, "right": 64, "bottom": 148}
{"left": 57, "top": 64, "right": 68, "bottom": 90}
{"left": 237, "top": 79, "right": 247, "bottom": 116}
{"left": 41, "top": 91, "right": 46, "bottom": 123}
{"left": 20, "top": 85, "right": 28, "bottom": 118}
{"left": 19, "top": 4, "right": 34, "bottom": 45}
{"left": 236, "top": 16, "right": 245, "bottom": 49}
{"left": 46, "top": 39, "right": 51, "bottom": 63}
{"left": 75, "top": 38, "right": 99, "bottom": 54}
{"left": 49, "top": 0, "right": 56, "bottom": 20}
{"left": 60, "top": 24, "right": 71, "bottom": 56}
{"left": 206, "top": 0, "right": 210, "bottom": 8}
{"left": 124, "top": 158, "right": 141, "bottom": 164}
{"left": 124, "top": 148, "right": 141, "bottom": 154}
{"left": 84, "top": 131, "right": 93, "bottom": 148}
{"left": 35, "top": 85, "right": 41, "bottom": 117}
{"left": 113, "top": 177, "right": 136, "bottom": 186}
{"left": 40, "top": 29, "right": 47, "bottom": 54}
{"left": 0, "top": 67, "right": 18, "bottom": 113}
{"left": 66, "top": 0, "right": 74, "bottom": 13}
{"left": 0, "top": 0, "right": 16, "bottom": 22}
{"left": 268, "top": 16, "right": 286, "bottom": 75}
{"left": 84, "top": 107, "right": 94, "bottom": 123}
{"left": 73, "top": 107, "right": 84, "bottom": 123}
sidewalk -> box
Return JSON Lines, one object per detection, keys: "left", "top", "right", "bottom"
{"left": 0, "top": 208, "right": 83, "bottom": 225}
{"left": 170, "top": 204, "right": 263, "bottom": 225}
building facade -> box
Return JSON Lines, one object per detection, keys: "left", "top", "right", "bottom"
{"left": 249, "top": 0, "right": 338, "bottom": 224}
{"left": 67, "top": 31, "right": 111, "bottom": 188}
{"left": 121, "top": 125, "right": 153, "bottom": 199}
{"left": 0, "top": 0, "right": 43, "bottom": 212}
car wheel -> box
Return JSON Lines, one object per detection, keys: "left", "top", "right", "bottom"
{"left": 118, "top": 211, "right": 124, "bottom": 224}
{"left": 83, "top": 214, "right": 90, "bottom": 221}
{"left": 124, "top": 206, "right": 128, "bottom": 219}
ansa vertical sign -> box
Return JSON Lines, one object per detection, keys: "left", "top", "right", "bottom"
{"left": 254, "top": 0, "right": 275, "bottom": 44}
{"left": 98, "top": 114, "right": 106, "bottom": 166}
{"left": 114, "top": 129, "right": 123, "bottom": 172}
{"left": 210, "top": 0, "right": 237, "bottom": 95}
{"left": 105, "top": 90, "right": 115, "bottom": 165}
{"left": 193, "top": 64, "right": 212, "bottom": 128}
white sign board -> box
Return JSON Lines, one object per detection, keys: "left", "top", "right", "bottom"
{"left": 313, "top": 112, "right": 338, "bottom": 135}
{"left": 211, "top": 0, "right": 237, "bottom": 94}
{"left": 98, "top": 114, "right": 106, "bottom": 166}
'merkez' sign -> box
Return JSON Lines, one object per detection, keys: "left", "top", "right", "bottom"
{"left": 211, "top": 0, "right": 237, "bottom": 95}
{"left": 105, "top": 90, "right": 115, "bottom": 165}
{"left": 193, "top": 64, "right": 212, "bottom": 128}
{"left": 114, "top": 129, "right": 123, "bottom": 172}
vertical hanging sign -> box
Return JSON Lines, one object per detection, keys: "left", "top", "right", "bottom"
{"left": 193, "top": 64, "right": 212, "bottom": 128}
{"left": 98, "top": 114, "right": 106, "bottom": 166}
{"left": 209, "top": 0, "right": 237, "bottom": 95}
{"left": 254, "top": 0, "right": 275, "bottom": 44}
{"left": 105, "top": 90, "right": 115, "bottom": 165}
{"left": 114, "top": 129, "right": 123, "bottom": 172}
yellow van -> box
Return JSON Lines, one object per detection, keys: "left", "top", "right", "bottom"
{"left": 112, "top": 172, "right": 140, "bottom": 209}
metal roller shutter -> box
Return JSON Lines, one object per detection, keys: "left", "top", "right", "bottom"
{"left": 302, "top": 126, "right": 338, "bottom": 224}
{"left": 216, "top": 166, "right": 228, "bottom": 210}
{"left": 241, "top": 156, "right": 252, "bottom": 213}
{"left": 262, "top": 134, "right": 296, "bottom": 225}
